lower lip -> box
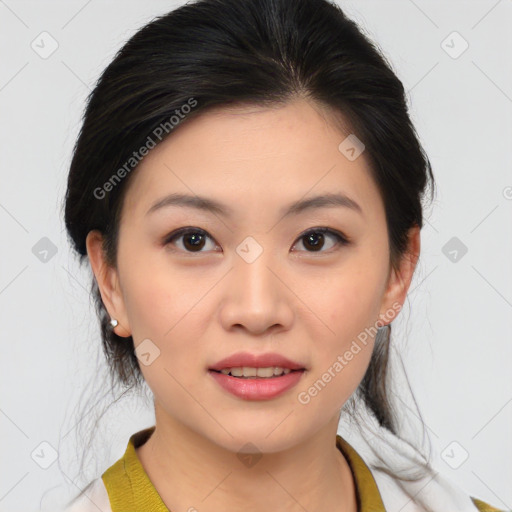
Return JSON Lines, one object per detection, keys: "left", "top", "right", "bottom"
{"left": 208, "top": 370, "right": 305, "bottom": 400}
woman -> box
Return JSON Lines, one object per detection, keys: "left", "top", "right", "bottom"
{"left": 62, "top": 0, "right": 503, "bottom": 510}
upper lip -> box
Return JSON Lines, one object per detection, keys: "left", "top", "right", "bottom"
{"left": 209, "top": 352, "right": 307, "bottom": 371}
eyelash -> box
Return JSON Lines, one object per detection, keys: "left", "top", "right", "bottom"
{"left": 163, "top": 226, "right": 351, "bottom": 255}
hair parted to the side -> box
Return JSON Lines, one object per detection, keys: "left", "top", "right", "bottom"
{"left": 60, "top": 0, "right": 437, "bottom": 500}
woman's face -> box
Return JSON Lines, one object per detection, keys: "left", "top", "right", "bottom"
{"left": 87, "top": 98, "right": 418, "bottom": 453}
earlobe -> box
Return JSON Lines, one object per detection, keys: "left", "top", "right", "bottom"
{"left": 378, "top": 225, "right": 421, "bottom": 326}
{"left": 85, "top": 230, "right": 131, "bottom": 337}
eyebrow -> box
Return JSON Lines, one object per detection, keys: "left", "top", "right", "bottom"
{"left": 145, "top": 192, "right": 363, "bottom": 219}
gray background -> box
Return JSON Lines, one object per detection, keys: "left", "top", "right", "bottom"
{"left": 0, "top": 1, "right": 511, "bottom": 510}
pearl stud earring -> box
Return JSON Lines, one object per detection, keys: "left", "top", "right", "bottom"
{"left": 110, "top": 318, "right": 119, "bottom": 328}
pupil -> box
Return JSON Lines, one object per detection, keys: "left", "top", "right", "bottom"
{"left": 184, "top": 233, "right": 205, "bottom": 251}
{"left": 305, "top": 232, "right": 324, "bottom": 251}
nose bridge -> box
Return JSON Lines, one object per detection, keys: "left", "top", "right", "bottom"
{"left": 219, "top": 233, "right": 293, "bottom": 333}
{"left": 234, "top": 234, "right": 280, "bottom": 301}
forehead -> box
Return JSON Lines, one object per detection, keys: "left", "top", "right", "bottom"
{"left": 120, "top": 98, "right": 382, "bottom": 223}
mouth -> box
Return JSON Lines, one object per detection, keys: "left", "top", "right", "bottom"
{"left": 208, "top": 367, "right": 306, "bottom": 379}
{"left": 208, "top": 351, "right": 308, "bottom": 375}
{"left": 208, "top": 367, "right": 306, "bottom": 400}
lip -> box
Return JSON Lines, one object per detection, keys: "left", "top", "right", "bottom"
{"left": 208, "top": 369, "right": 305, "bottom": 400}
{"left": 208, "top": 351, "right": 307, "bottom": 371}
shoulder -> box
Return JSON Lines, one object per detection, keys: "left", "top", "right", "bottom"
{"left": 63, "top": 477, "right": 112, "bottom": 512}
{"left": 471, "top": 496, "right": 507, "bottom": 512}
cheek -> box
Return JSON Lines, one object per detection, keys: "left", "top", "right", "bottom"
{"left": 302, "top": 261, "right": 385, "bottom": 399}
{"left": 123, "top": 274, "right": 173, "bottom": 340}
{"left": 317, "top": 265, "right": 384, "bottom": 342}
{"left": 122, "top": 262, "right": 212, "bottom": 380}
{"left": 121, "top": 254, "right": 199, "bottom": 339}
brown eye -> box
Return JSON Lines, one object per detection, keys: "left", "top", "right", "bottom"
{"left": 163, "top": 226, "right": 350, "bottom": 255}
{"left": 293, "top": 228, "right": 349, "bottom": 253}
{"left": 164, "top": 228, "right": 217, "bottom": 253}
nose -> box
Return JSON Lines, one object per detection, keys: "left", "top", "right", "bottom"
{"left": 218, "top": 245, "right": 294, "bottom": 336}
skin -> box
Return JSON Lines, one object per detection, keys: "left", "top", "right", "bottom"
{"left": 86, "top": 97, "right": 420, "bottom": 512}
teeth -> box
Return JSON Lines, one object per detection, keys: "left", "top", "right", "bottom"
{"left": 219, "top": 367, "right": 293, "bottom": 378}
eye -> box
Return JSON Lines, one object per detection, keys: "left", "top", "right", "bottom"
{"left": 163, "top": 227, "right": 350, "bottom": 254}
{"left": 164, "top": 227, "right": 218, "bottom": 253}
{"left": 292, "top": 227, "right": 350, "bottom": 253}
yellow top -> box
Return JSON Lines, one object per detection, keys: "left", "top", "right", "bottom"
{"left": 101, "top": 426, "right": 502, "bottom": 512}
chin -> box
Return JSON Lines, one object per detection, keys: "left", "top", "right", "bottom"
{"left": 206, "top": 426, "right": 304, "bottom": 456}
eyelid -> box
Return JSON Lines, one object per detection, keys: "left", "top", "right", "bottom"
{"left": 296, "top": 226, "right": 351, "bottom": 245}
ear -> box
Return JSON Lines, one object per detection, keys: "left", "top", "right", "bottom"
{"left": 85, "top": 230, "right": 131, "bottom": 337}
{"left": 377, "top": 225, "right": 421, "bottom": 326}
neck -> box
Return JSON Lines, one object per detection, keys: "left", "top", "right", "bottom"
{"left": 135, "top": 405, "right": 357, "bottom": 512}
